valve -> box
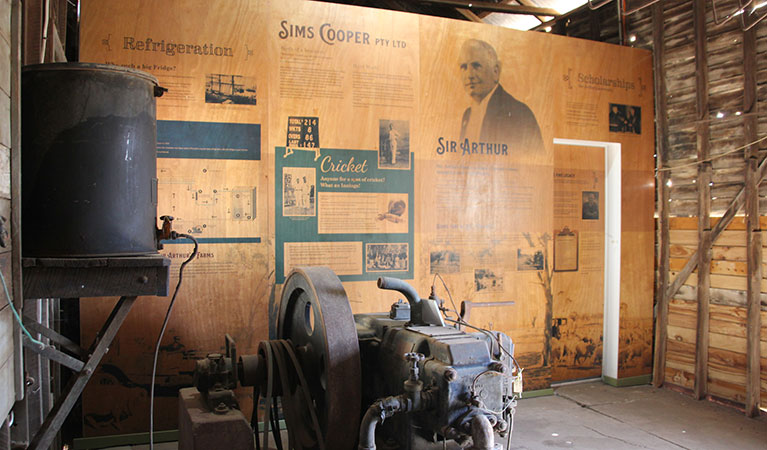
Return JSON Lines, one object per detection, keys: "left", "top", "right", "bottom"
{"left": 404, "top": 352, "right": 425, "bottom": 382}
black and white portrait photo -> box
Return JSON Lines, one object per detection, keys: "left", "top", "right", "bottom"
{"left": 282, "top": 167, "right": 316, "bottom": 217}
{"left": 378, "top": 119, "right": 410, "bottom": 169}
{"left": 458, "top": 39, "right": 544, "bottom": 153}
{"left": 582, "top": 191, "right": 599, "bottom": 220}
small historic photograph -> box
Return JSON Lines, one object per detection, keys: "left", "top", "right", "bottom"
{"left": 474, "top": 268, "right": 503, "bottom": 292}
{"left": 517, "top": 247, "right": 544, "bottom": 271}
{"left": 608, "top": 103, "right": 641, "bottom": 134}
{"left": 282, "top": 167, "right": 316, "bottom": 217}
{"left": 430, "top": 250, "right": 460, "bottom": 274}
{"left": 378, "top": 119, "right": 410, "bottom": 169}
{"left": 205, "top": 73, "right": 257, "bottom": 105}
{"left": 582, "top": 191, "right": 599, "bottom": 220}
{"left": 376, "top": 199, "right": 407, "bottom": 224}
{"left": 366, "top": 243, "right": 409, "bottom": 272}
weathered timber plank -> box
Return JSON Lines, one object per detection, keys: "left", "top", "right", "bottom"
{"left": 666, "top": 366, "right": 695, "bottom": 389}
{"left": 672, "top": 271, "right": 767, "bottom": 292}
{"left": 668, "top": 257, "right": 767, "bottom": 276}
{"left": 668, "top": 309, "right": 696, "bottom": 329}
{"left": 672, "top": 285, "right": 767, "bottom": 310}
{"left": 668, "top": 325, "right": 697, "bottom": 345}
{"left": 710, "top": 331, "right": 767, "bottom": 355}
{"left": 653, "top": 0, "right": 671, "bottom": 389}
{"left": 670, "top": 216, "right": 767, "bottom": 230}
{"left": 670, "top": 230, "right": 767, "bottom": 247}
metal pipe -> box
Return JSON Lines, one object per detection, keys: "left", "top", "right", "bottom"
{"left": 377, "top": 277, "right": 423, "bottom": 324}
{"left": 358, "top": 395, "right": 408, "bottom": 450}
{"left": 469, "top": 414, "right": 495, "bottom": 450}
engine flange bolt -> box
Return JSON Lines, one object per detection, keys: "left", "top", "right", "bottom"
{"left": 444, "top": 368, "right": 458, "bottom": 382}
{"left": 490, "top": 361, "right": 507, "bottom": 373}
{"left": 496, "top": 419, "right": 508, "bottom": 432}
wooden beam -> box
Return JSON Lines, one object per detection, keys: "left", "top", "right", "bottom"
{"left": 414, "top": 0, "right": 560, "bottom": 16}
{"left": 652, "top": 0, "right": 670, "bottom": 389}
{"left": 743, "top": 25, "right": 762, "bottom": 418}
{"left": 693, "top": 0, "right": 710, "bottom": 401}
{"left": 456, "top": 8, "right": 484, "bottom": 22}
{"left": 512, "top": 0, "right": 550, "bottom": 23}
{"left": 10, "top": 0, "right": 23, "bottom": 402}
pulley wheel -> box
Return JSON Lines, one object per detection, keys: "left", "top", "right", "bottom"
{"left": 278, "top": 266, "right": 362, "bottom": 449}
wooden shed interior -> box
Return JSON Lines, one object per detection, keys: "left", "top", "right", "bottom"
{"left": 0, "top": 0, "right": 765, "bottom": 449}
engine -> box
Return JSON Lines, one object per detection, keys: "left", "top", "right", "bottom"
{"left": 182, "top": 267, "right": 522, "bottom": 450}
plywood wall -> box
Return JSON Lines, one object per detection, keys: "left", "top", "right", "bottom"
{"left": 666, "top": 216, "right": 767, "bottom": 407}
{"left": 78, "top": 0, "right": 654, "bottom": 435}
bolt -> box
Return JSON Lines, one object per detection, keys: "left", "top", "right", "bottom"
{"left": 444, "top": 368, "right": 458, "bottom": 382}
{"left": 214, "top": 402, "right": 229, "bottom": 414}
{"left": 496, "top": 419, "right": 508, "bottom": 432}
{"left": 138, "top": 276, "right": 149, "bottom": 284}
{"left": 490, "top": 361, "right": 507, "bottom": 374}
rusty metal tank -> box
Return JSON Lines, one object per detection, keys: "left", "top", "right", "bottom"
{"left": 22, "top": 63, "right": 164, "bottom": 257}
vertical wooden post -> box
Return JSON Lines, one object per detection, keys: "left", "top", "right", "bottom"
{"left": 742, "top": 25, "right": 762, "bottom": 418}
{"left": 652, "top": 0, "right": 670, "bottom": 388}
{"left": 693, "top": 0, "right": 710, "bottom": 401}
{"left": 10, "top": 0, "right": 24, "bottom": 402}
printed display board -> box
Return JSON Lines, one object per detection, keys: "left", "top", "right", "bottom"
{"left": 79, "top": 0, "right": 654, "bottom": 435}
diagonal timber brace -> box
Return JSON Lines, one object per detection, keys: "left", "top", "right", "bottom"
{"left": 664, "top": 155, "right": 767, "bottom": 301}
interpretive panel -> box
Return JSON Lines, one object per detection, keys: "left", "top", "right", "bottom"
{"left": 275, "top": 147, "right": 414, "bottom": 283}
{"left": 79, "top": 0, "right": 654, "bottom": 433}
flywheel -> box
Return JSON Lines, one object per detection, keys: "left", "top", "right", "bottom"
{"left": 277, "top": 266, "right": 362, "bottom": 449}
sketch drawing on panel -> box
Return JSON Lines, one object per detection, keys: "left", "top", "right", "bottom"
{"left": 379, "top": 119, "right": 410, "bottom": 169}
{"left": 366, "top": 243, "right": 408, "bottom": 272}
{"left": 283, "top": 167, "right": 316, "bottom": 217}
{"left": 205, "top": 73, "right": 257, "bottom": 105}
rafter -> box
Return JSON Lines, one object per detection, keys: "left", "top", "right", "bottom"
{"left": 414, "top": 0, "right": 559, "bottom": 16}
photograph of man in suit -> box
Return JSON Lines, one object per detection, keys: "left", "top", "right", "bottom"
{"left": 459, "top": 39, "right": 544, "bottom": 153}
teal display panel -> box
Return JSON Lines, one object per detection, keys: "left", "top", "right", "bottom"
{"left": 275, "top": 147, "right": 414, "bottom": 283}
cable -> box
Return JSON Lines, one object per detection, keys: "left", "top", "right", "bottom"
{"left": 0, "top": 267, "right": 43, "bottom": 347}
{"left": 149, "top": 233, "right": 198, "bottom": 450}
{"left": 431, "top": 273, "right": 522, "bottom": 374}
{"left": 432, "top": 272, "right": 459, "bottom": 318}
{"left": 505, "top": 405, "right": 515, "bottom": 450}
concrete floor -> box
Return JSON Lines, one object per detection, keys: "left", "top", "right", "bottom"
{"left": 513, "top": 380, "right": 767, "bottom": 450}
{"left": 102, "top": 380, "right": 767, "bottom": 450}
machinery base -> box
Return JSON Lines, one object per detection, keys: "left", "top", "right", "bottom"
{"left": 178, "top": 387, "right": 254, "bottom": 450}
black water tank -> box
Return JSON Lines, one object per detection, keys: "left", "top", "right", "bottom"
{"left": 22, "top": 63, "right": 163, "bottom": 257}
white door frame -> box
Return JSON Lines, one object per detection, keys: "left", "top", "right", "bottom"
{"left": 553, "top": 138, "right": 622, "bottom": 382}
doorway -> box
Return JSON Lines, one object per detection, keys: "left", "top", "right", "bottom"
{"left": 551, "top": 139, "right": 621, "bottom": 383}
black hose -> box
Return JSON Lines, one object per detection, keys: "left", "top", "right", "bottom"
{"left": 358, "top": 395, "right": 408, "bottom": 450}
{"left": 149, "top": 233, "right": 198, "bottom": 450}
